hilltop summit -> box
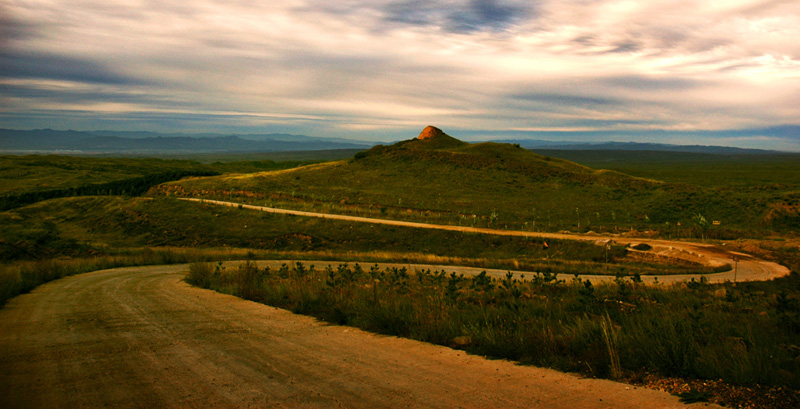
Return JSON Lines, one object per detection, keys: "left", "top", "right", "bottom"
{"left": 417, "top": 126, "right": 446, "bottom": 140}
{"left": 401, "top": 126, "right": 468, "bottom": 150}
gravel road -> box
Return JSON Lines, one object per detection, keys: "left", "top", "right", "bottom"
{"left": 181, "top": 198, "right": 789, "bottom": 283}
{"left": 0, "top": 264, "right": 721, "bottom": 408}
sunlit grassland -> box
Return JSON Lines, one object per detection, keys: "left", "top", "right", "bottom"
{"left": 155, "top": 143, "right": 800, "bottom": 237}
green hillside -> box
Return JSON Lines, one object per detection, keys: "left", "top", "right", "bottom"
{"left": 156, "top": 127, "right": 800, "bottom": 236}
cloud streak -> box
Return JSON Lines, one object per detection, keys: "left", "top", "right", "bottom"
{"left": 1, "top": 0, "right": 799, "bottom": 149}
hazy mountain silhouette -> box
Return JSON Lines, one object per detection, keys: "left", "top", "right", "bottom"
{"left": 0, "top": 129, "right": 373, "bottom": 153}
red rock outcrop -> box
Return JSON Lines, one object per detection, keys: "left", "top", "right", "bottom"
{"left": 417, "top": 126, "right": 446, "bottom": 140}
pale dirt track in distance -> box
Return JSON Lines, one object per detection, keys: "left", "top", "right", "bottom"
{"left": 181, "top": 198, "right": 790, "bottom": 284}
{"left": 0, "top": 264, "right": 722, "bottom": 409}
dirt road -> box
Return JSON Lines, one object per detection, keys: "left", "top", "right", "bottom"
{"left": 0, "top": 264, "right": 720, "bottom": 408}
{"left": 181, "top": 198, "right": 789, "bottom": 283}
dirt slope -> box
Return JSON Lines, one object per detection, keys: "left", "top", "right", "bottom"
{"left": 0, "top": 265, "right": 720, "bottom": 408}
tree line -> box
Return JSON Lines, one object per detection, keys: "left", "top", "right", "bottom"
{"left": 0, "top": 170, "right": 219, "bottom": 211}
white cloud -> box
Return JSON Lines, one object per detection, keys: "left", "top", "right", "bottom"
{"left": 1, "top": 0, "right": 798, "bottom": 146}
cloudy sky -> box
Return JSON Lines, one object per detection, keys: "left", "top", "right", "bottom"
{"left": 1, "top": 0, "right": 799, "bottom": 149}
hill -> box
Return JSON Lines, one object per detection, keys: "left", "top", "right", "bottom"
{"left": 154, "top": 126, "right": 800, "bottom": 236}
{"left": 352, "top": 126, "right": 649, "bottom": 187}
{"left": 155, "top": 126, "right": 800, "bottom": 236}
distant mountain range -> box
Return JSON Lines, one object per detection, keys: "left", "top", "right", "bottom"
{"left": 0, "top": 129, "right": 374, "bottom": 153}
{"left": 0, "top": 128, "right": 783, "bottom": 155}
{"left": 491, "top": 139, "right": 779, "bottom": 155}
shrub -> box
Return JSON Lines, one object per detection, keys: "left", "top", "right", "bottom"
{"left": 186, "top": 262, "right": 214, "bottom": 288}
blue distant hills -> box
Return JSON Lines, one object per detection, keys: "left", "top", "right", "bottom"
{"left": 0, "top": 127, "right": 792, "bottom": 155}
{"left": 0, "top": 129, "right": 374, "bottom": 153}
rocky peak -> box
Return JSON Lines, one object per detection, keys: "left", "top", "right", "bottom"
{"left": 416, "top": 126, "right": 446, "bottom": 140}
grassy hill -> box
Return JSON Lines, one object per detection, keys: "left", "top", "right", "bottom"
{"left": 155, "top": 127, "right": 800, "bottom": 237}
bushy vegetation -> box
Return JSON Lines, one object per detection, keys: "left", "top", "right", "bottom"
{"left": 2, "top": 196, "right": 713, "bottom": 277}
{"left": 190, "top": 260, "right": 800, "bottom": 389}
{"left": 0, "top": 170, "right": 220, "bottom": 210}
{"left": 0, "top": 155, "right": 214, "bottom": 195}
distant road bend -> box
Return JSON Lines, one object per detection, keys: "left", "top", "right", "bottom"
{"left": 180, "top": 198, "right": 790, "bottom": 284}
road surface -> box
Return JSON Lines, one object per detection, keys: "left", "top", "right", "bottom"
{"left": 0, "top": 264, "right": 721, "bottom": 408}
{"left": 181, "top": 198, "right": 789, "bottom": 283}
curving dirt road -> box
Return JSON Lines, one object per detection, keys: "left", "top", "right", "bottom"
{"left": 0, "top": 264, "right": 722, "bottom": 408}
{"left": 180, "top": 198, "right": 790, "bottom": 283}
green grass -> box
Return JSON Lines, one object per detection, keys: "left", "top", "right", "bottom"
{"left": 155, "top": 137, "right": 800, "bottom": 237}
{"left": 534, "top": 150, "right": 800, "bottom": 187}
{"left": 0, "top": 155, "right": 216, "bottom": 196}
{"left": 2, "top": 196, "right": 710, "bottom": 277}
{"left": 189, "top": 258, "right": 800, "bottom": 390}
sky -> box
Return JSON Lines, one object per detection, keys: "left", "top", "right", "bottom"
{"left": 1, "top": 0, "right": 799, "bottom": 150}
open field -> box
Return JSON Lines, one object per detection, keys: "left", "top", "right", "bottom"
{"left": 535, "top": 150, "right": 800, "bottom": 187}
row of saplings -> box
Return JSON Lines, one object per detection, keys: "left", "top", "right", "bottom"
{"left": 187, "top": 260, "right": 799, "bottom": 392}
